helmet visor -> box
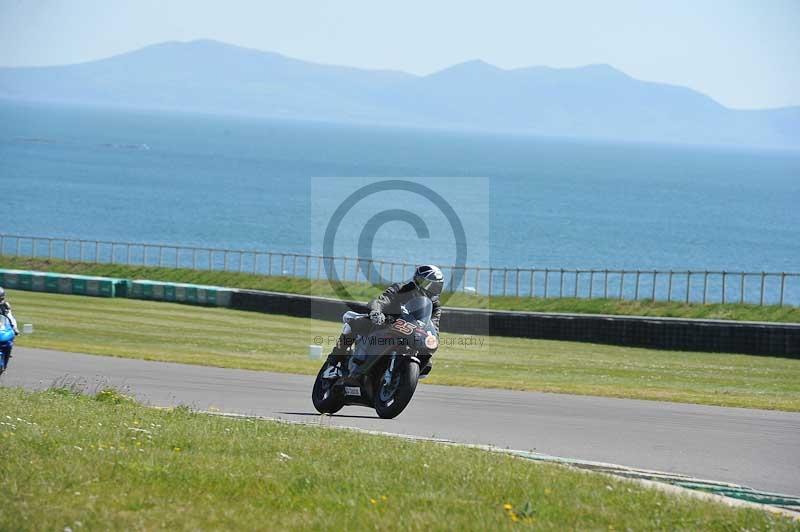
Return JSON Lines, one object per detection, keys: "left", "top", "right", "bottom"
{"left": 417, "top": 277, "right": 443, "bottom": 296}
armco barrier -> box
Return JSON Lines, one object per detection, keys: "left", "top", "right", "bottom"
{"left": 229, "top": 289, "right": 800, "bottom": 358}
{"left": 3, "top": 269, "right": 797, "bottom": 357}
{"left": 231, "top": 289, "right": 369, "bottom": 321}
{"left": 0, "top": 269, "right": 128, "bottom": 298}
{"left": 128, "top": 280, "right": 233, "bottom": 307}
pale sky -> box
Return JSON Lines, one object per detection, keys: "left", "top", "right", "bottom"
{"left": 1, "top": 0, "right": 798, "bottom": 109}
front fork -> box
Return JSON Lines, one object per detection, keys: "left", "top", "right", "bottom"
{"left": 381, "top": 354, "right": 397, "bottom": 388}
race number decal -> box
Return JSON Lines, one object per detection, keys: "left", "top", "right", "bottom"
{"left": 391, "top": 319, "right": 416, "bottom": 335}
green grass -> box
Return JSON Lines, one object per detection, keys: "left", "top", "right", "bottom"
{"left": 10, "top": 289, "right": 800, "bottom": 411}
{"left": 3, "top": 256, "right": 799, "bottom": 323}
{"left": 2, "top": 388, "right": 796, "bottom": 531}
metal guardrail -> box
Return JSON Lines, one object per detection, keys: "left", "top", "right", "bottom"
{"left": 0, "top": 233, "right": 797, "bottom": 306}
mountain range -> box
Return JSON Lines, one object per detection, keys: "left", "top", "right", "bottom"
{"left": 1, "top": 39, "right": 798, "bottom": 149}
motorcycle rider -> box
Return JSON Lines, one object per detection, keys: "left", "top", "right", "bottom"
{"left": 326, "top": 264, "right": 444, "bottom": 369}
{"left": 0, "top": 287, "right": 19, "bottom": 336}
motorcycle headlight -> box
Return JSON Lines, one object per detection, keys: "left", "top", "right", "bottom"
{"left": 424, "top": 334, "right": 438, "bottom": 350}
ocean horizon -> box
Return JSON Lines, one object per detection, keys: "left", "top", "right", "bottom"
{"left": 1, "top": 99, "right": 798, "bottom": 275}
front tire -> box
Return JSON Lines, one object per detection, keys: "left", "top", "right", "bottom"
{"left": 312, "top": 361, "right": 344, "bottom": 414}
{"left": 374, "top": 358, "right": 419, "bottom": 419}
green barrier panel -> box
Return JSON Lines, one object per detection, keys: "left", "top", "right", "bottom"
{"left": 129, "top": 280, "right": 232, "bottom": 307}
{"left": 0, "top": 269, "right": 124, "bottom": 298}
{"left": 0, "top": 269, "right": 230, "bottom": 306}
{"left": 44, "top": 274, "right": 60, "bottom": 292}
{"left": 0, "top": 271, "right": 33, "bottom": 291}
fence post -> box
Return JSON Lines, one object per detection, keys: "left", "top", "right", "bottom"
{"left": 110, "top": 243, "right": 115, "bottom": 264}
{"left": 342, "top": 257, "right": 348, "bottom": 282}
{"left": 317, "top": 256, "right": 323, "bottom": 280}
{"left": 502, "top": 268, "right": 508, "bottom": 296}
{"left": 685, "top": 271, "right": 690, "bottom": 304}
{"left": 588, "top": 270, "right": 594, "bottom": 299}
{"left": 739, "top": 273, "right": 745, "bottom": 304}
{"left": 722, "top": 271, "right": 727, "bottom": 304}
{"left": 515, "top": 268, "right": 520, "bottom": 297}
{"left": 760, "top": 272, "right": 766, "bottom": 306}
{"left": 253, "top": 253, "right": 258, "bottom": 274}
{"left": 475, "top": 266, "right": 481, "bottom": 295}
{"left": 529, "top": 269, "right": 535, "bottom": 297}
{"left": 292, "top": 254, "right": 297, "bottom": 276}
{"left": 125, "top": 243, "right": 130, "bottom": 265}
{"left": 618, "top": 271, "right": 625, "bottom": 300}
{"left": 280, "top": 254, "right": 285, "bottom": 275}
{"left": 559, "top": 269, "right": 564, "bottom": 298}
{"left": 544, "top": 269, "right": 549, "bottom": 298}
{"left": 667, "top": 271, "right": 673, "bottom": 302}
{"left": 488, "top": 268, "right": 494, "bottom": 296}
{"left": 780, "top": 272, "right": 786, "bottom": 306}
{"left": 634, "top": 270, "right": 640, "bottom": 300}
{"left": 94, "top": 241, "right": 99, "bottom": 263}
{"left": 650, "top": 271, "right": 656, "bottom": 301}
{"left": 573, "top": 270, "right": 579, "bottom": 297}
{"left": 702, "top": 271, "right": 708, "bottom": 304}
{"left": 208, "top": 249, "right": 212, "bottom": 271}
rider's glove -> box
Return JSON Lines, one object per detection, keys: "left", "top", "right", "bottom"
{"left": 369, "top": 310, "right": 385, "bottom": 325}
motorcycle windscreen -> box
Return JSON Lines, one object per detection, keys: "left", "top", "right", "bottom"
{"left": 402, "top": 296, "right": 433, "bottom": 324}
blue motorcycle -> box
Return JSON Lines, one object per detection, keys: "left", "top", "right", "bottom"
{"left": 0, "top": 315, "right": 16, "bottom": 376}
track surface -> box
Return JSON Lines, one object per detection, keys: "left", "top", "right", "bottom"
{"left": 4, "top": 347, "right": 800, "bottom": 496}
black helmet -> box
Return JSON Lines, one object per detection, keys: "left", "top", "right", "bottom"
{"left": 413, "top": 265, "right": 444, "bottom": 297}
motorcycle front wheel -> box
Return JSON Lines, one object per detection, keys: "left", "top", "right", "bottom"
{"left": 311, "top": 361, "right": 345, "bottom": 414}
{"left": 374, "top": 358, "right": 419, "bottom": 419}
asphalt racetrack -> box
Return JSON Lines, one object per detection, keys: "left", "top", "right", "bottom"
{"left": 5, "top": 347, "right": 800, "bottom": 497}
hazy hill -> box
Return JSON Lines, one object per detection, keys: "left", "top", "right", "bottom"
{"left": 1, "top": 39, "right": 797, "bottom": 149}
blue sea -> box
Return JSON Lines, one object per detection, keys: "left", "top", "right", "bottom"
{"left": 1, "top": 100, "right": 798, "bottom": 278}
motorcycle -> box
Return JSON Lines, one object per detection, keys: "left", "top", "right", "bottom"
{"left": 312, "top": 295, "right": 439, "bottom": 419}
{"left": 0, "top": 315, "right": 16, "bottom": 376}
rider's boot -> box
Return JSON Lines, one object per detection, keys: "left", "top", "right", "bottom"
{"left": 324, "top": 336, "right": 351, "bottom": 378}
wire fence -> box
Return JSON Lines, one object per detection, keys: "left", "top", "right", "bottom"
{"left": 0, "top": 233, "right": 798, "bottom": 306}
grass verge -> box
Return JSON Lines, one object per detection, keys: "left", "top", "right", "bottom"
{"left": 2, "top": 256, "right": 798, "bottom": 323}
{"left": 9, "top": 289, "right": 800, "bottom": 411}
{"left": 1, "top": 387, "right": 796, "bottom": 530}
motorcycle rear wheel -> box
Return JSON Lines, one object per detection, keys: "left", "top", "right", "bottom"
{"left": 311, "top": 361, "right": 345, "bottom": 414}
{"left": 374, "top": 358, "right": 419, "bottom": 419}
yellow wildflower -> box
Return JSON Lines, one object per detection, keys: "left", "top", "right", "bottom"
{"left": 503, "top": 503, "right": 513, "bottom": 511}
